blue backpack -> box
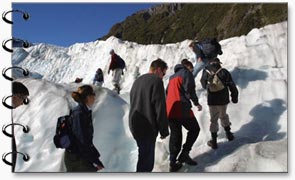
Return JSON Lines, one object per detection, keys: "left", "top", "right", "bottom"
{"left": 53, "top": 111, "right": 73, "bottom": 149}
{"left": 197, "top": 38, "right": 222, "bottom": 59}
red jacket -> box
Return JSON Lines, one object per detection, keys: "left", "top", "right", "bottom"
{"left": 166, "top": 64, "right": 200, "bottom": 119}
{"left": 108, "top": 54, "right": 119, "bottom": 71}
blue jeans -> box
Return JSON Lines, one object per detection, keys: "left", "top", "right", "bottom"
{"left": 192, "top": 58, "right": 209, "bottom": 78}
{"left": 135, "top": 138, "right": 156, "bottom": 172}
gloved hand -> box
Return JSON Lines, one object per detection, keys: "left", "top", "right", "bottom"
{"left": 232, "top": 97, "right": 238, "bottom": 104}
{"left": 108, "top": 70, "right": 110, "bottom": 74}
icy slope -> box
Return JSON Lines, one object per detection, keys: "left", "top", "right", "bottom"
{"left": 12, "top": 21, "right": 287, "bottom": 172}
{"left": 13, "top": 78, "right": 135, "bottom": 172}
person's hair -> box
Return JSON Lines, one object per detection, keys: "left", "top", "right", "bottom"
{"left": 181, "top": 59, "right": 193, "bottom": 69}
{"left": 12, "top": 82, "right": 29, "bottom": 96}
{"left": 150, "top": 58, "right": 168, "bottom": 72}
{"left": 97, "top": 68, "right": 102, "bottom": 73}
{"left": 72, "top": 85, "right": 95, "bottom": 104}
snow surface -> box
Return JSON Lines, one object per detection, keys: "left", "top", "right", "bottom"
{"left": 11, "top": 21, "right": 287, "bottom": 172}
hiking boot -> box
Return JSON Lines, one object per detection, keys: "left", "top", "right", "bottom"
{"left": 226, "top": 132, "right": 234, "bottom": 141}
{"left": 207, "top": 139, "right": 218, "bottom": 149}
{"left": 178, "top": 151, "right": 197, "bottom": 166}
{"left": 207, "top": 132, "right": 218, "bottom": 149}
{"left": 169, "top": 161, "right": 183, "bottom": 172}
{"left": 224, "top": 126, "right": 234, "bottom": 141}
{"left": 113, "top": 84, "right": 121, "bottom": 94}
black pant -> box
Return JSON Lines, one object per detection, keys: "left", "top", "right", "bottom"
{"left": 169, "top": 118, "right": 200, "bottom": 162}
{"left": 135, "top": 138, "right": 156, "bottom": 172}
{"left": 64, "top": 151, "right": 97, "bottom": 172}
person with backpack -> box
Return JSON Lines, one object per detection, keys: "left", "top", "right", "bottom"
{"left": 166, "top": 59, "right": 202, "bottom": 172}
{"left": 93, "top": 68, "right": 104, "bottom": 87}
{"left": 200, "top": 58, "right": 238, "bottom": 149}
{"left": 108, "top": 49, "right": 125, "bottom": 94}
{"left": 64, "top": 85, "right": 104, "bottom": 172}
{"left": 189, "top": 38, "right": 223, "bottom": 78}
{"left": 129, "top": 58, "right": 169, "bottom": 172}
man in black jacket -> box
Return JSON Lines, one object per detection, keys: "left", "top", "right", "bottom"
{"left": 201, "top": 58, "right": 238, "bottom": 149}
{"left": 129, "top": 58, "right": 169, "bottom": 172}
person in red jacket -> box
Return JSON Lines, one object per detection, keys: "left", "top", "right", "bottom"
{"left": 108, "top": 49, "right": 124, "bottom": 94}
{"left": 166, "top": 59, "right": 202, "bottom": 172}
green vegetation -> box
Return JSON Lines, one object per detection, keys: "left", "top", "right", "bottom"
{"left": 100, "top": 3, "right": 287, "bottom": 44}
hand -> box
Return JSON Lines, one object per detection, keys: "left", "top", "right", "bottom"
{"left": 197, "top": 57, "right": 202, "bottom": 62}
{"left": 93, "top": 159, "right": 104, "bottom": 171}
{"left": 232, "top": 98, "right": 238, "bottom": 104}
{"left": 96, "top": 165, "right": 104, "bottom": 171}
{"left": 189, "top": 42, "right": 194, "bottom": 48}
{"left": 196, "top": 104, "right": 202, "bottom": 111}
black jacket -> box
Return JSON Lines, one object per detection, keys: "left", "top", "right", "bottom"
{"left": 200, "top": 64, "right": 238, "bottom": 105}
{"left": 93, "top": 70, "right": 104, "bottom": 83}
{"left": 129, "top": 73, "right": 169, "bottom": 140}
{"left": 67, "top": 103, "right": 103, "bottom": 166}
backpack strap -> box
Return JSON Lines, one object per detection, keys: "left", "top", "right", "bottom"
{"left": 215, "top": 68, "right": 226, "bottom": 86}
{"left": 205, "top": 69, "right": 213, "bottom": 75}
{"left": 215, "top": 67, "right": 223, "bottom": 74}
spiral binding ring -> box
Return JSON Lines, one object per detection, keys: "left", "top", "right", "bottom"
{"left": 2, "top": 152, "right": 30, "bottom": 166}
{"left": 2, "top": 38, "right": 30, "bottom": 53}
{"left": 2, "top": 124, "right": 30, "bottom": 138}
{"left": 2, "top": 66, "right": 30, "bottom": 81}
{"left": 2, "top": 10, "right": 29, "bottom": 24}
{"left": 2, "top": 95, "right": 30, "bottom": 110}
{"left": 2, "top": 9, "right": 31, "bottom": 169}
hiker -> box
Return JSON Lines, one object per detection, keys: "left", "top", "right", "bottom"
{"left": 166, "top": 59, "right": 202, "bottom": 172}
{"left": 74, "top": 77, "right": 83, "bottom": 83}
{"left": 12, "top": 81, "right": 29, "bottom": 109}
{"left": 11, "top": 81, "right": 29, "bottom": 172}
{"left": 129, "top": 58, "right": 169, "bottom": 172}
{"left": 189, "top": 38, "right": 223, "bottom": 78}
{"left": 64, "top": 85, "right": 104, "bottom": 172}
{"left": 108, "top": 49, "right": 125, "bottom": 94}
{"left": 200, "top": 58, "right": 238, "bottom": 149}
{"left": 93, "top": 68, "right": 104, "bottom": 87}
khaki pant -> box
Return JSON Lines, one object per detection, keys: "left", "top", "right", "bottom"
{"left": 209, "top": 105, "right": 231, "bottom": 133}
{"left": 112, "top": 68, "right": 123, "bottom": 86}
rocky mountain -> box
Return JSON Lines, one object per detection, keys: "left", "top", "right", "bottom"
{"left": 101, "top": 3, "right": 287, "bottom": 44}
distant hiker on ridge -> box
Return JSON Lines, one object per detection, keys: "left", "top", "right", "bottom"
{"left": 189, "top": 38, "right": 223, "bottom": 78}
{"left": 108, "top": 49, "right": 126, "bottom": 94}
{"left": 200, "top": 58, "right": 238, "bottom": 149}
{"left": 93, "top": 68, "right": 104, "bottom": 87}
